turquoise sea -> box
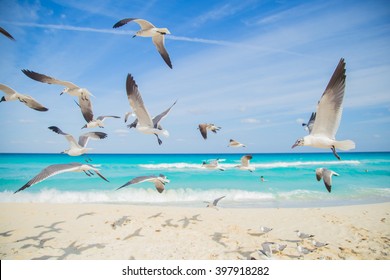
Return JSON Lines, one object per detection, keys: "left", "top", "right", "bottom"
{"left": 0, "top": 152, "right": 389, "bottom": 208}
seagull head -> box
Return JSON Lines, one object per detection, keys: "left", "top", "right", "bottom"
{"left": 292, "top": 138, "right": 304, "bottom": 148}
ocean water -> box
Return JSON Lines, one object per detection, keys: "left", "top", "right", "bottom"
{"left": 0, "top": 152, "right": 389, "bottom": 208}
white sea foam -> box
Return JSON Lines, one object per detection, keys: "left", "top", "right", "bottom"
{"left": 139, "top": 160, "right": 361, "bottom": 170}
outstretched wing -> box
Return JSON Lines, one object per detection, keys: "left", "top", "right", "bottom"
{"left": 311, "top": 59, "right": 346, "bottom": 139}
{"left": 21, "top": 69, "right": 77, "bottom": 88}
{"left": 152, "top": 100, "right": 177, "bottom": 128}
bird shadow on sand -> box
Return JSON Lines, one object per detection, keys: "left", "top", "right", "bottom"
{"left": 177, "top": 214, "right": 202, "bottom": 228}
{"left": 225, "top": 246, "right": 254, "bottom": 260}
{"left": 108, "top": 215, "right": 132, "bottom": 229}
{"left": 16, "top": 221, "right": 65, "bottom": 244}
{"left": 32, "top": 241, "right": 106, "bottom": 260}
{"left": 211, "top": 232, "right": 228, "bottom": 248}
{"left": 148, "top": 212, "right": 163, "bottom": 219}
{"left": 123, "top": 227, "right": 143, "bottom": 240}
{"left": 0, "top": 230, "right": 15, "bottom": 237}
{"left": 76, "top": 212, "right": 96, "bottom": 219}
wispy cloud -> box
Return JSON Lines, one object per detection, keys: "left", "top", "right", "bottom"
{"left": 241, "top": 118, "right": 260, "bottom": 124}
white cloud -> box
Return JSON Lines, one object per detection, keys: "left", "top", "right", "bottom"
{"left": 241, "top": 118, "right": 260, "bottom": 124}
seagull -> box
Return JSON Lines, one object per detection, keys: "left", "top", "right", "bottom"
{"left": 0, "top": 83, "right": 48, "bottom": 111}
{"left": 259, "top": 226, "right": 273, "bottom": 234}
{"left": 198, "top": 123, "right": 221, "bottom": 140}
{"left": 302, "top": 112, "right": 316, "bottom": 133}
{"left": 14, "top": 163, "right": 109, "bottom": 193}
{"left": 272, "top": 243, "right": 287, "bottom": 254}
{"left": 312, "top": 239, "right": 329, "bottom": 248}
{"left": 116, "top": 174, "right": 169, "bottom": 193}
{"left": 236, "top": 155, "right": 255, "bottom": 172}
{"left": 113, "top": 18, "right": 172, "bottom": 69}
{"left": 296, "top": 243, "right": 315, "bottom": 256}
{"left": 258, "top": 242, "right": 274, "bottom": 258}
{"left": 22, "top": 69, "right": 95, "bottom": 123}
{"left": 125, "top": 74, "right": 176, "bottom": 145}
{"left": 316, "top": 168, "right": 339, "bottom": 193}
{"left": 48, "top": 126, "right": 107, "bottom": 156}
{"left": 21, "top": 69, "right": 94, "bottom": 100}
{"left": 124, "top": 111, "right": 135, "bottom": 123}
{"left": 228, "top": 139, "right": 246, "bottom": 148}
{"left": 0, "top": 27, "right": 15, "bottom": 40}
{"left": 294, "top": 230, "right": 314, "bottom": 239}
{"left": 74, "top": 100, "right": 120, "bottom": 128}
{"left": 204, "top": 195, "right": 226, "bottom": 209}
{"left": 292, "top": 58, "right": 355, "bottom": 160}
{"left": 201, "top": 159, "right": 224, "bottom": 171}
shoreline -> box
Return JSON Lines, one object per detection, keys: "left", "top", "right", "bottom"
{"left": 0, "top": 202, "right": 389, "bottom": 260}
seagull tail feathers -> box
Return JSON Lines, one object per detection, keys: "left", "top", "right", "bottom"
{"left": 335, "top": 140, "right": 355, "bottom": 151}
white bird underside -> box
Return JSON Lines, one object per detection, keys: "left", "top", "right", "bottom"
{"left": 316, "top": 167, "right": 339, "bottom": 193}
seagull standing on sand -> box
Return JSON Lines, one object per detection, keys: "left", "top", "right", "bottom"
{"left": 296, "top": 243, "right": 315, "bottom": 256}
{"left": 198, "top": 123, "right": 221, "bottom": 140}
{"left": 116, "top": 174, "right": 169, "bottom": 193}
{"left": 0, "top": 27, "right": 15, "bottom": 40}
{"left": 48, "top": 126, "right": 107, "bottom": 156}
{"left": 228, "top": 139, "right": 246, "bottom": 148}
{"left": 0, "top": 83, "right": 48, "bottom": 111}
{"left": 291, "top": 58, "right": 355, "bottom": 160}
{"left": 201, "top": 159, "right": 225, "bottom": 171}
{"left": 125, "top": 74, "right": 176, "bottom": 145}
{"left": 312, "top": 239, "right": 329, "bottom": 248}
{"left": 204, "top": 195, "right": 226, "bottom": 209}
{"left": 113, "top": 18, "right": 172, "bottom": 69}
{"left": 294, "top": 230, "right": 314, "bottom": 239}
{"left": 236, "top": 155, "right": 255, "bottom": 172}
{"left": 259, "top": 226, "right": 273, "bottom": 234}
{"left": 272, "top": 243, "right": 287, "bottom": 254}
{"left": 14, "top": 163, "right": 109, "bottom": 193}
{"left": 316, "top": 168, "right": 339, "bottom": 193}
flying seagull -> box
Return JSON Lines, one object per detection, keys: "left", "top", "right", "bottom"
{"left": 302, "top": 112, "right": 316, "bottom": 133}
{"left": 22, "top": 69, "right": 95, "bottom": 123}
{"left": 236, "top": 155, "right": 255, "bottom": 172}
{"left": 116, "top": 174, "right": 169, "bottom": 193}
{"left": 228, "top": 139, "right": 246, "bottom": 148}
{"left": 48, "top": 126, "right": 107, "bottom": 156}
{"left": 0, "top": 83, "right": 48, "bottom": 111}
{"left": 204, "top": 195, "right": 226, "bottom": 209}
{"left": 292, "top": 58, "right": 355, "bottom": 160}
{"left": 113, "top": 18, "right": 172, "bottom": 69}
{"left": 294, "top": 230, "right": 314, "bottom": 239}
{"left": 201, "top": 159, "right": 224, "bottom": 171}
{"left": 14, "top": 163, "right": 109, "bottom": 193}
{"left": 125, "top": 74, "right": 176, "bottom": 145}
{"left": 0, "top": 27, "right": 15, "bottom": 40}
{"left": 198, "top": 123, "right": 221, "bottom": 140}
{"left": 315, "top": 168, "right": 339, "bottom": 193}
{"left": 74, "top": 100, "right": 120, "bottom": 128}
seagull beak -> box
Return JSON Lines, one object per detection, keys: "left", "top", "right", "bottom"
{"left": 132, "top": 35, "right": 137, "bottom": 38}
{"left": 291, "top": 141, "right": 299, "bottom": 149}
{"left": 81, "top": 124, "right": 87, "bottom": 129}
{"left": 60, "top": 91, "right": 64, "bottom": 95}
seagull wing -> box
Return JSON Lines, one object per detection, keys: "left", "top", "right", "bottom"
{"left": 78, "top": 95, "right": 94, "bottom": 123}
{"left": 322, "top": 169, "right": 339, "bottom": 193}
{"left": 113, "top": 18, "right": 155, "bottom": 29}
{"left": 126, "top": 74, "right": 153, "bottom": 127}
{"left": 78, "top": 132, "right": 107, "bottom": 147}
{"left": 198, "top": 124, "right": 208, "bottom": 139}
{"left": 0, "top": 27, "right": 15, "bottom": 40}
{"left": 97, "top": 115, "right": 120, "bottom": 121}
{"left": 21, "top": 69, "right": 78, "bottom": 88}
{"left": 315, "top": 168, "right": 323, "bottom": 181}
{"left": 306, "top": 112, "right": 316, "bottom": 134}
{"left": 310, "top": 58, "right": 346, "bottom": 139}
{"left": 213, "top": 195, "right": 226, "bottom": 206}
{"left": 48, "top": 126, "right": 80, "bottom": 149}
{"left": 116, "top": 175, "right": 156, "bottom": 190}
{"left": 152, "top": 35, "right": 172, "bottom": 69}
{"left": 14, "top": 163, "right": 82, "bottom": 193}
{"left": 18, "top": 95, "right": 48, "bottom": 111}
{"left": 152, "top": 100, "right": 176, "bottom": 128}
{"left": 0, "top": 83, "right": 17, "bottom": 96}
{"left": 241, "top": 155, "right": 252, "bottom": 167}
{"left": 154, "top": 179, "right": 165, "bottom": 193}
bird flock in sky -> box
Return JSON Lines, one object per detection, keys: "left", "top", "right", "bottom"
{"left": 1, "top": 17, "right": 355, "bottom": 195}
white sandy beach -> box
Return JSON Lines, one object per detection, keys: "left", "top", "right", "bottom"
{"left": 0, "top": 202, "right": 389, "bottom": 260}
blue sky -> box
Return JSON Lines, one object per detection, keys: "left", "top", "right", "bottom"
{"left": 0, "top": 0, "right": 389, "bottom": 154}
